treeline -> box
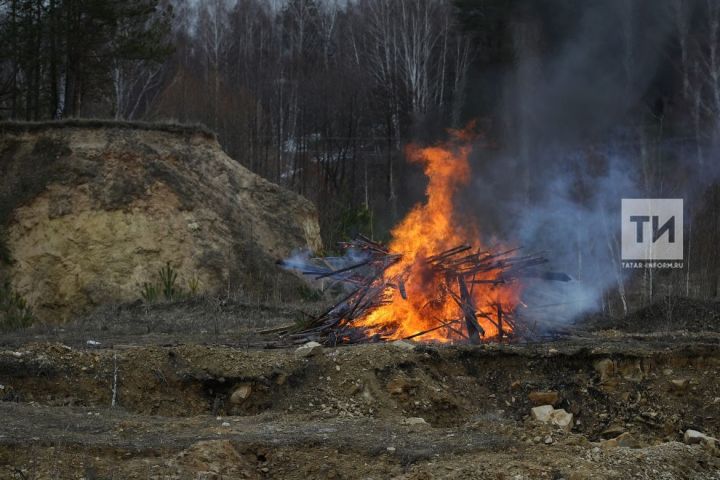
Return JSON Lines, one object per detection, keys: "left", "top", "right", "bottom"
{"left": 0, "top": 0, "right": 172, "bottom": 119}
{"left": 154, "top": 0, "right": 474, "bottom": 240}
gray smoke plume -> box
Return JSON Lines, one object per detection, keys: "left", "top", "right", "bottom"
{"left": 464, "top": 0, "right": 696, "bottom": 323}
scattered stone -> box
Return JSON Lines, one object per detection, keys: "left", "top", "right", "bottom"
{"left": 531, "top": 405, "right": 555, "bottom": 422}
{"left": 529, "top": 391, "right": 561, "bottom": 407}
{"left": 544, "top": 436, "right": 553, "bottom": 444}
{"left": 531, "top": 405, "right": 573, "bottom": 430}
{"left": 684, "top": 429, "right": 717, "bottom": 445}
{"left": 670, "top": 378, "right": 689, "bottom": 393}
{"left": 221, "top": 422, "right": 230, "bottom": 427}
{"left": 86, "top": 340, "right": 101, "bottom": 347}
{"left": 295, "top": 341, "right": 323, "bottom": 358}
{"left": 510, "top": 380, "right": 522, "bottom": 390}
{"left": 386, "top": 447, "right": 396, "bottom": 453}
{"left": 549, "top": 409, "right": 574, "bottom": 431}
{"left": 391, "top": 340, "right": 415, "bottom": 351}
{"left": 230, "top": 384, "right": 252, "bottom": 404}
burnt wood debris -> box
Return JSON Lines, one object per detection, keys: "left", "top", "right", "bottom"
{"left": 277, "top": 235, "right": 571, "bottom": 346}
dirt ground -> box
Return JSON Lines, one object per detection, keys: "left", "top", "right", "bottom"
{"left": 0, "top": 298, "right": 719, "bottom": 479}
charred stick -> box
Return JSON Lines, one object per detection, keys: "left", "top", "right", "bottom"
{"left": 314, "top": 259, "right": 373, "bottom": 279}
{"left": 403, "top": 319, "right": 461, "bottom": 340}
{"left": 426, "top": 245, "right": 472, "bottom": 263}
{"left": 457, "top": 276, "right": 484, "bottom": 343}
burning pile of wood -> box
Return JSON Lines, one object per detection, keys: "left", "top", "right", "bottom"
{"left": 279, "top": 235, "right": 570, "bottom": 346}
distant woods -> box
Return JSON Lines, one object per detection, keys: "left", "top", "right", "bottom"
{"left": 0, "top": 0, "right": 173, "bottom": 119}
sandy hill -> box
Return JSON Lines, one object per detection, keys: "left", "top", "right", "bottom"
{"left": 0, "top": 120, "right": 321, "bottom": 322}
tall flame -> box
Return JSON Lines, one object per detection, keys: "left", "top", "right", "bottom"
{"left": 355, "top": 126, "right": 520, "bottom": 342}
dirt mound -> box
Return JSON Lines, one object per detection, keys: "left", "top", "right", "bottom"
{"left": 0, "top": 121, "right": 322, "bottom": 321}
{"left": 583, "top": 296, "right": 720, "bottom": 333}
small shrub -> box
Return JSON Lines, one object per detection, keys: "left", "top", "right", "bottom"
{"left": 0, "top": 281, "right": 33, "bottom": 332}
{"left": 140, "top": 282, "right": 159, "bottom": 303}
{"left": 158, "top": 261, "right": 179, "bottom": 300}
{"left": 139, "top": 262, "right": 202, "bottom": 303}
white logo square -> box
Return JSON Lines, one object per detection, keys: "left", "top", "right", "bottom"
{"left": 621, "top": 199, "right": 683, "bottom": 261}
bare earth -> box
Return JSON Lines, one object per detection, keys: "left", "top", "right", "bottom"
{"left": 0, "top": 300, "right": 719, "bottom": 479}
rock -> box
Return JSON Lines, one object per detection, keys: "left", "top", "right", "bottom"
{"left": 391, "top": 340, "right": 416, "bottom": 351}
{"left": 528, "top": 391, "right": 561, "bottom": 407}
{"left": 544, "top": 436, "right": 553, "bottom": 444}
{"left": 229, "top": 384, "right": 252, "bottom": 404}
{"left": 531, "top": 405, "right": 555, "bottom": 422}
{"left": 684, "top": 429, "right": 717, "bottom": 445}
{"left": 510, "top": 380, "right": 522, "bottom": 390}
{"left": 295, "top": 341, "right": 323, "bottom": 358}
{"left": 86, "top": 340, "right": 101, "bottom": 347}
{"left": 594, "top": 359, "right": 615, "bottom": 382}
{"left": 386, "top": 447, "right": 396, "bottom": 453}
{"left": 549, "top": 409, "right": 574, "bottom": 431}
{"left": 0, "top": 123, "right": 322, "bottom": 322}
{"left": 531, "top": 405, "right": 573, "bottom": 431}
{"left": 670, "top": 378, "right": 689, "bottom": 393}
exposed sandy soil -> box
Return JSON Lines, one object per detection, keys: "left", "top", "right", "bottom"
{"left": 0, "top": 299, "right": 719, "bottom": 479}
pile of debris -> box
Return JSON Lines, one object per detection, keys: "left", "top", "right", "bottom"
{"left": 279, "top": 235, "right": 570, "bottom": 346}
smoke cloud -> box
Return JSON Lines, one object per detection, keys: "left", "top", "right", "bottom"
{"left": 463, "top": 0, "right": 717, "bottom": 323}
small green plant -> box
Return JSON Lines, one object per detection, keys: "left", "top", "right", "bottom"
{"left": 0, "top": 280, "right": 33, "bottom": 332}
{"left": 158, "top": 261, "right": 178, "bottom": 300}
{"left": 139, "top": 262, "right": 202, "bottom": 303}
{"left": 140, "top": 282, "right": 159, "bottom": 303}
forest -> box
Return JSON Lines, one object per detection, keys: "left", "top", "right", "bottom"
{"left": 1, "top": 0, "right": 719, "bottom": 316}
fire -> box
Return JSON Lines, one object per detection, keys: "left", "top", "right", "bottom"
{"left": 354, "top": 126, "right": 521, "bottom": 342}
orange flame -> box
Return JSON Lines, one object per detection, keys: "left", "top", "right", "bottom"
{"left": 355, "top": 125, "right": 520, "bottom": 342}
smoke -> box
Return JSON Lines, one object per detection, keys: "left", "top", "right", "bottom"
{"left": 464, "top": 0, "right": 708, "bottom": 323}
{"left": 279, "top": 247, "right": 372, "bottom": 288}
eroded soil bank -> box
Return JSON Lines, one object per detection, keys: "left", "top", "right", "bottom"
{"left": 0, "top": 332, "right": 718, "bottom": 479}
